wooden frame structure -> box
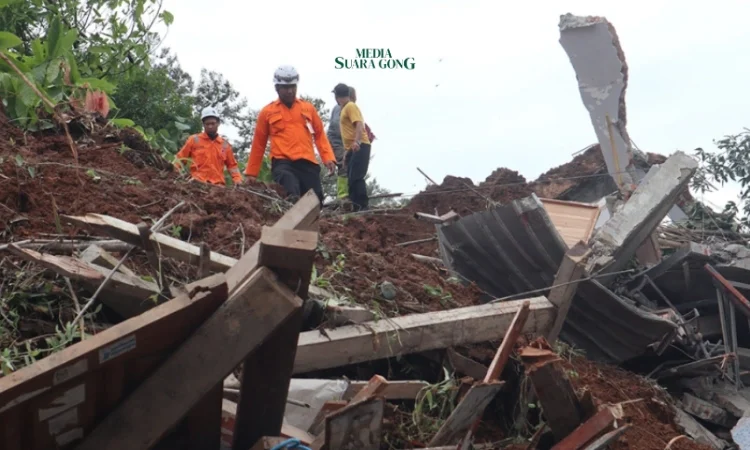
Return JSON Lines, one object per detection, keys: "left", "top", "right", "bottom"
{"left": 0, "top": 190, "right": 322, "bottom": 450}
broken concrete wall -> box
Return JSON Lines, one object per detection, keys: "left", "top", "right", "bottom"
{"left": 587, "top": 151, "right": 699, "bottom": 285}
{"left": 559, "top": 13, "right": 637, "bottom": 192}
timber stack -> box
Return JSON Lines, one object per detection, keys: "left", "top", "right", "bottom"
{"left": 1, "top": 11, "right": 750, "bottom": 450}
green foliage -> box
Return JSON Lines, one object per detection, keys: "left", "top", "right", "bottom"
{"left": 692, "top": 130, "right": 750, "bottom": 230}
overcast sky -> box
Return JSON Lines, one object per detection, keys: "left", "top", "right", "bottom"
{"left": 159, "top": 0, "right": 750, "bottom": 208}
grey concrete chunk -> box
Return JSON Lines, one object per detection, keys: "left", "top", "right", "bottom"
{"left": 559, "top": 13, "right": 636, "bottom": 191}
{"left": 587, "top": 151, "right": 698, "bottom": 283}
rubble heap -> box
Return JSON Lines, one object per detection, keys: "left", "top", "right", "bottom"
{"left": 0, "top": 11, "right": 748, "bottom": 450}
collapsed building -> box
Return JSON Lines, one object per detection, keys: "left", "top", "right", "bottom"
{"left": 0, "top": 11, "right": 746, "bottom": 450}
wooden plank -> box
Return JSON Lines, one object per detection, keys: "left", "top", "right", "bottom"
{"left": 185, "top": 385, "right": 222, "bottom": 450}
{"left": 79, "top": 244, "right": 137, "bottom": 277}
{"left": 6, "top": 245, "right": 161, "bottom": 318}
{"left": 427, "top": 381, "right": 504, "bottom": 446}
{"left": 445, "top": 348, "right": 488, "bottom": 380}
{"left": 62, "top": 213, "right": 237, "bottom": 273}
{"left": 0, "top": 274, "right": 227, "bottom": 410}
{"left": 349, "top": 375, "right": 388, "bottom": 403}
{"left": 309, "top": 401, "right": 348, "bottom": 435}
{"left": 485, "top": 300, "right": 531, "bottom": 381}
{"left": 61, "top": 191, "right": 321, "bottom": 294}
{"left": 295, "top": 297, "right": 553, "bottom": 374}
{"left": 76, "top": 268, "right": 302, "bottom": 450}
{"left": 547, "top": 242, "right": 591, "bottom": 343}
{"left": 232, "top": 224, "right": 318, "bottom": 450}
{"left": 521, "top": 342, "right": 584, "bottom": 442}
{"left": 540, "top": 198, "right": 601, "bottom": 249}
{"left": 221, "top": 400, "right": 314, "bottom": 449}
{"left": 257, "top": 227, "right": 318, "bottom": 273}
{"left": 227, "top": 190, "right": 320, "bottom": 292}
{"left": 457, "top": 300, "right": 532, "bottom": 447}
{"left": 310, "top": 375, "right": 389, "bottom": 448}
{"left": 550, "top": 407, "right": 615, "bottom": 450}
{"left": 232, "top": 312, "right": 303, "bottom": 450}
{"left": 198, "top": 242, "right": 211, "bottom": 278}
{"left": 325, "top": 397, "right": 384, "bottom": 450}
{"left": 342, "top": 380, "right": 429, "bottom": 401}
{"left": 0, "top": 274, "right": 228, "bottom": 450}
{"left": 581, "top": 424, "right": 630, "bottom": 450}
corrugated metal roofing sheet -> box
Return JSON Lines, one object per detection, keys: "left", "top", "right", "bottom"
{"left": 437, "top": 194, "right": 677, "bottom": 363}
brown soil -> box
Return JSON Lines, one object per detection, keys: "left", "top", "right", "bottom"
{"left": 0, "top": 117, "right": 481, "bottom": 315}
{"left": 564, "top": 356, "right": 711, "bottom": 450}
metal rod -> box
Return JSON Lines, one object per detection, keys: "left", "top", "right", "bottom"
{"left": 488, "top": 268, "right": 636, "bottom": 303}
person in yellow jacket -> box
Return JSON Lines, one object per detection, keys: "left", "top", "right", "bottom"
{"left": 174, "top": 107, "right": 243, "bottom": 185}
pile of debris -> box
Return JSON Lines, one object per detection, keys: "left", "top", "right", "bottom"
{"left": 1, "top": 11, "right": 750, "bottom": 450}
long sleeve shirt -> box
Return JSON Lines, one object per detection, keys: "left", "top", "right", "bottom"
{"left": 245, "top": 98, "right": 336, "bottom": 177}
{"left": 174, "top": 132, "right": 242, "bottom": 185}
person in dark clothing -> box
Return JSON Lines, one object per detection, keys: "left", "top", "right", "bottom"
{"left": 333, "top": 83, "right": 371, "bottom": 211}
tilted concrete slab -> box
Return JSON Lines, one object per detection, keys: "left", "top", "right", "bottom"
{"left": 559, "top": 13, "right": 636, "bottom": 192}
{"left": 587, "top": 151, "right": 698, "bottom": 285}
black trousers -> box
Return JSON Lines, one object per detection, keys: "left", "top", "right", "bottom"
{"left": 345, "top": 143, "right": 371, "bottom": 211}
{"left": 271, "top": 158, "right": 324, "bottom": 203}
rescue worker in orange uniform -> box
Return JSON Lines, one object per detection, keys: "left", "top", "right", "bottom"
{"left": 174, "top": 107, "right": 243, "bottom": 185}
{"left": 244, "top": 65, "right": 336, "bottom": 203}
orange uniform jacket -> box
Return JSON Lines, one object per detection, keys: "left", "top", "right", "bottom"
{"left": 175, "top": 133, "right": 242, "bottom": 185}
{"left": 244, "top": 98, "right": 336, "bottom": 177}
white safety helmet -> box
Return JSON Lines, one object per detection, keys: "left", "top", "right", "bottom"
{"left": 201, "top": 106, "right": 220, "bottom": 121}
{"left": 273, "top": 65, "right": 299, "bottom": 86}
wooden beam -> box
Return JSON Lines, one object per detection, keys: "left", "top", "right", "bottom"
{"left": 185, "top": 384, "right": 222, "bottom": 450}
{"left": 342, "top": 380, "right": 429, "bottom": 401}
{"left": 458, "top": 300, "right": 532, "bottom": 447}
{"left": 547, "top": 242, "right": 591, "bottom": 343}
{"left": 325, "top": 397, "right": 384, "bottom": 450}
{"left": 521, "top": 341, "right": 584, "bottom": 442}
{"left": 427, "top": 381, "right": 504, "bottom": 446}
{"left": 227, "top": 190, "right": 320, "bottom": 292}
{"left": 445, "top": 348, "right": 488, "bottom": 380}
{"left": 80, "top": 244, "right": 137, "bottom": 277}
{"left": 550, "top": 407, "right": 615, "bottom": 450}
{"left": 231, "top": 224, "right": 318, "bottom": 450}
{"left": 61, "top": 191, "right": 321, "bottom": 295}
{"left": 294, "top": 297, "right": 554, "bottom": 374}
{"left": 6, "top": 245, "right": 162, "bottom": 318}
{"left": 309, "top": 401, "right": 349, "bottom": 435}
{"left": 62, "top": 213, "right": 237, "bottom": 273}
{"left": 197, "top": 242, "right": 211, "bottom": 278}
{"left": 76, "top": 268, "right": 302, "bottom": 450}
{"left": 485, "top": 300, "right": 531, "bottom": 381}
{"left": 0, "top": 274, "right": 228, "bottom": 444}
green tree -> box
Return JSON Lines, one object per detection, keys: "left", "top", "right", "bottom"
{"left": 692, "top": 131, "right": 750, "bottom": 230}
{"left": 110, "top": 48, "right": 200, "bottom": 134}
